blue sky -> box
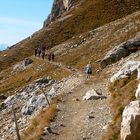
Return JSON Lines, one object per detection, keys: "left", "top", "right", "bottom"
{"left": 0, "top": 0, "right": 54, "bottom": 50}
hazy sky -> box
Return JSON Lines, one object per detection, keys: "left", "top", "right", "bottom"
{"left": 0, "top": 0, "right": 53, "bottom": 50}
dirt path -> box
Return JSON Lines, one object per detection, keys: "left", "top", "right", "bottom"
{"left": 34, "top": 58, "right": 111, "bottom": 140}
{"left": 42, "top": 77, "right": 111, "bottom": 140}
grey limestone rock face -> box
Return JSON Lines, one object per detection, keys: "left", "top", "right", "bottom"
{"left": 101, "top": 33, "right": 140, "bottom": 68}
{"left": 21, "top": 94, "right": 48, "bottom": 115}
{"left": 121, "top": 100, "right": 140, "bottom": 140}
{"left": 43, "top": 0, "right": 74, "bottom": 27}
{"left": 110, "top": 61, "right": 139, "bottom": 83}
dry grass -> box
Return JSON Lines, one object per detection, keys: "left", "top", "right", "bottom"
{"left": 22, "top": 102, "right": 57, "bottom": 140}
{"left": 103, "top": 73, "right": 138, "bottom": 140}
{"left": 0, "top": 57, "right": 70, "bottom": 96}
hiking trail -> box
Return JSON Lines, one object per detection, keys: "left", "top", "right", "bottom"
{"left": 38, "top": 58, "right": 112, "bottom": 140}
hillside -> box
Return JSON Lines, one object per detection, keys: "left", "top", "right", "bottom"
{"left": 0, "top": 0, "right": 140, "bottom": 140}
{"left": 0, "top": 0, "right": 140, "bottom": 71}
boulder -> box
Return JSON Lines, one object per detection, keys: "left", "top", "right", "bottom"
{"left": 110, "top": 61, "right": 139, "bottom": 83}
{"left": 22, "top": 94, "right": 49, "bottom": 115}
{"left": 101, "top": 46, "right": 129, "bottom": 68}
{"left": 24, "top": 58, "right": 33, "bottom": 66}
{"left": 0, "top": 95, "right": 7, "bottom": 100}
{"left": 121, "top": 100, "right": 140, "bottom": 140}
{"left": 101, "top": 34, "right": 140, "bottom": 68}
{"left": 135, "top": 83, "right": 140, "bottom": 100}
{"left": 83, "top": 89, "right": 106, "bottom": 100}
{"left": 137, "top": 63, "right": 140, "bottom": 81}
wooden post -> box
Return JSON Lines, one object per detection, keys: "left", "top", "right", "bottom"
{"left": 40, "top": 87, "right": 50, "bottom": 106}
{"left": 12, "top": 104, "right": 21, "bottom": 140}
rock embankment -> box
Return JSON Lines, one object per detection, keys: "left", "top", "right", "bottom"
{"left": 101, "top": 33, "right": 140, "bottom": 68}
{"left": 110, "top": 61, "right": 140, "bottom": 140}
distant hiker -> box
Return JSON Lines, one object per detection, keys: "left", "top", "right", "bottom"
{"left": 34, "top": 47, "right": 38, "bottom": 57}
{"left": 48, "top": 53, "right": 51, "bottom": 61}
{"left": 51, "top": 52, "right": 55, "bottom": 61}
{"left": 42, "top": 45, "right": 47, "bottom": 52}
{"left": 85, "top": 62, "right": 93, "bottom": 78}
{"left": 24, "top": 58, "right": 33, "bottom": 66}
{"left": 37, "top": 47, "right": 41, "bottom": 57}
{"left": 41, "top": 50, "right": 45, "bottom": 59}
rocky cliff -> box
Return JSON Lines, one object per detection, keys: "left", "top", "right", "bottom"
{"left": 43, "top": 0, "right": 74, "bottom": 27}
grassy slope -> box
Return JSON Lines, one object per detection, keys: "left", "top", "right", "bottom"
{"left": 0, "top": 0, "right": 140, "bottom": 71}
{"left": 0, "top": 57, "right": 70, "bottom": 96}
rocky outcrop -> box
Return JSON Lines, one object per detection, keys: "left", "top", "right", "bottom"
{"left": 121, "top": 100, "right": 140, "bottom": 140}
{"left": 118, "top": 60, "right": 140, "bottom": 140}
{"left": 101, "top": 33, "right": 140, "bottom": 68}
{"left": 13, "top": 58, "right": 33, "bottom": 72}
{"left": 43, "top": 0, "right": 74, "bottom": 27}
{"left": 22, "top": 94, "right": 49, "bottom": 115}
{"left": 135, "top": 83, "right": 140, "bottom": 100}
{"left": 110, "top": 61, "right": 139, "bottom": 83}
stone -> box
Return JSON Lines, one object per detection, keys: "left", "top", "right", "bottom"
{"left": 121, "top": 100, "right": 140, "bottom": 140}
{"left": 44, "top": 127, "right": 53, "bottom": 133}
{"left": 135, "top": 83, "right": 140, "bottom": 100}
{"left": 4, "top": 95, "right": 15, "bottom": 106}
{"left": 35, "top": 77, "right": 50, "bottom": 84}
{"left": 72, "top": 98, "right": 79, "bottom": 101}
{"left": 137, "top": 63, "right": 140, "bottom": 81}
{"left": 47, "top": 87, "right": 57, "bottom": 99}
{"left": 21, "top": 94, "right": 49, "bottom": 115}
{"left": 110, "top": 61, "right": 139, "bottom": 83}
{"left": 101, "top": 35, "right": 140, "bottom": 68}
{"left": 24, "top": 58, "right": 33, "bottom": 66}
{"left": 0, "top": 95, "right": 7, "bottom": 100}
{"left": 88, "top": 115, "right": 94, "bottom": 119}
{"left": 83, "top": 89, "right": 106, "bottom": 100}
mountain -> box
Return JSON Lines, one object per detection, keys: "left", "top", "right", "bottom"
{"left": 0, "top": 0, "right": 140, "bottom": 140}
{"left": 43, "top": 0, "right": 74, "bottom": 27}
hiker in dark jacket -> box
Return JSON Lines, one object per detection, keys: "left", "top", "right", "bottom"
{"left": 34, "top": 47, "right": 38, "bottom": 57}
{"left": 51, "top": 52, "right": 55, "bottom": 61}
{"left": 37, "top": 47, "right": 41, "bottom": 58}
{"left": 41, "top": 50, "right": 45, "bottom": 59}
{"left": 48, "top": 53, "right": 51, "bottom": 61}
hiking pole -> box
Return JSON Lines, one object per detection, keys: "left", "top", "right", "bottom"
{"left": 40, "top": 87, "right": 50, "bottom": 106}
{"left": 12, "top": 104, "right": 21, "bottom": 140}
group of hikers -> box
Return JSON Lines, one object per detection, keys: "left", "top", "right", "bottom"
{"left": 34, "top": 44, "right": 55, "bottom": 61}
{"left": 34, "top": 45, "right": 93, "bottom": 78}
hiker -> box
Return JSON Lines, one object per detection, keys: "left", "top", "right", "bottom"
{"left": 37, "top": 47, "right": 41, "bottom": 58}
{"left": 41, "top": 50, "right": 45, "bottom": 59}
{"left": 34, "top": 47, "right": 38, "bottom": 57}
{"left": 85, "top": 62, "right": 93, "bottom": 78}
{"left": 42, "top": 45, "right": 47, "bottom": 52}
{"left": 48, "top": 53, "right": 51, "bottom": 61}
{"left": 51, "top": 52, "right": 55, "bottom": 61}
